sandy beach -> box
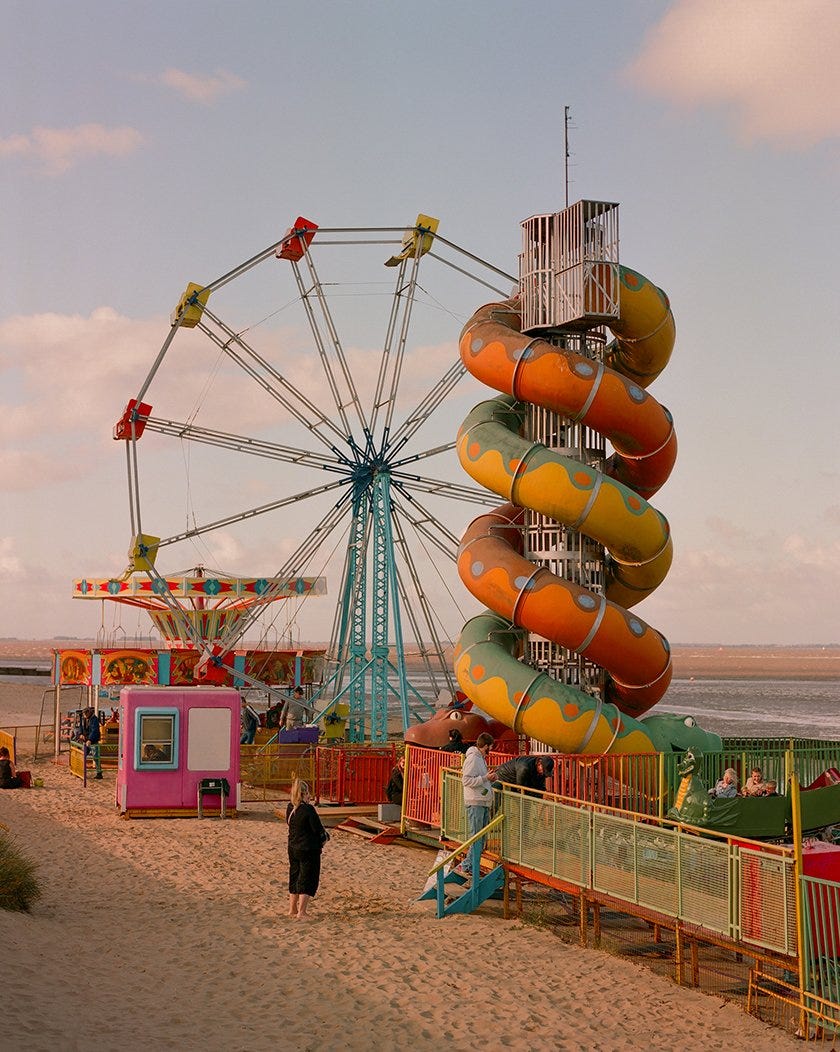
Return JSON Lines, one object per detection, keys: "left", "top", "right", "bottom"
{"left": 0, "top": 680, "right": 800, "bottom": 1052}
{"left": 1, "top": 759, "right": 800, "bottom": 1052}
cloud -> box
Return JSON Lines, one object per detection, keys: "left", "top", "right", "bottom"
{"left": 0, "top": 302, "right": 478, "bottom": 636}
{"left": 625, "top": 0, "right": 840, "bottom": 148}
{"left": 645, "top": 529, "right": 840, "bottom": 643}
{"left": 0, "top": 538, "right": 23, "bottom": 577}
{"left": 0, "top": 450, "right": 85, "bottom": 491}
{"left": 0, "top": 308, "right": 463, "bottom": 495}
{"left": 0, "top": 124, "right": 143, "bottom": 174}
{"left": 157, "top": 68, "right": 246, "bottom": 103}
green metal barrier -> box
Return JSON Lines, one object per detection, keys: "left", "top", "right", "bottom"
{"left": 661, "top": 741, "right": 840, "bottom": 811}
{"left": 441, "top": 770, "right": 797, "bottom": 956}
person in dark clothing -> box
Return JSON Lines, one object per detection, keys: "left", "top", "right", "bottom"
{"left": 240, "top": 699, "right": 260, "bottom": 744}
{"left": 493, "top": 755, "right": 554, "bottom": 792}
{"left": 0, "top": 746, "right": 22, "bottom": 789}
{"left": 443, "top": 728, "right": 469, "bottom": 754}
{"left": 265, "top": 700, "right": 284, "bottom": 729}
{"left": 293, "top": 686, "right": 310, "bottom": 723}
{"left": 285, "top": 778, "right": 328, "bottom": 919}
{"left": 386, "top": 755, "right": 405, "bottom": 806}
{"left": 83, "top": 707, "right": 103, "bottom": 779}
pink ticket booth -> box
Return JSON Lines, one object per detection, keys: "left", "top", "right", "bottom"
{"left": 116, "top": 686, "right": 241, "bottom": 817}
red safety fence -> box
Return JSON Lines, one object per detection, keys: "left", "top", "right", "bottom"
{"left": 404, "top": 745, "right": 464, "bottom": 827}
{"left": 316, "top": 744, "right": 396, "bottom": 805}
{"left": 548, "top": 752, "right": 662, "bottom": 816}
{"left": 404, "top": 745, "right": 664, "bottom": 829}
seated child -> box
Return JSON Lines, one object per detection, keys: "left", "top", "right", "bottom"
{"left": 0, "top": 746, "right": 22, "bottom": 789}
{"left": 741, "top": 767, "right": 766, "bottom": 797}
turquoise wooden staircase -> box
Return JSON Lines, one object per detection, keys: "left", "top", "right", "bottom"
{"left": 419, "top": 813, "right": 505, "bottom": 918}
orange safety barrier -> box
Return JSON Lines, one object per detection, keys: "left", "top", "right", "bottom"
{"left": 405, "top": 745, "right": 663, "bottom": 829}
{"left": 404, "top": 745, "right": 465, "bottom": 827}
{"left": 549, "top": 752, "right": 661, "bottom": 815}
{"left": 316, "top": 745, "right": 396, "bottom": 805}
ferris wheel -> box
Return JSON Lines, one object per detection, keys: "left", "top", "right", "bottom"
{"left": 114, "top": 214, "right": 516, "bottom": 741}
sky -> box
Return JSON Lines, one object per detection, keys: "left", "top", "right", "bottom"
{"left": 1, "top": 0, "right": 839, "bottom": 647}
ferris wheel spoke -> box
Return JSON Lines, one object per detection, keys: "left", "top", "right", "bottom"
{"left": 142, "top": 416, "right": 343, "bottom": 472}
{"left": 369, "top": 255, "right": 407, "bottom": 445}
{"left": 390, "top": 509, "right": 457, "bottom": 696}
{"left": 428, "top": 232, "right": 518, "bottom": 287}
{"left": 373, "top": 250, "right": 426, "bottom": 445}
{"left": 292, "top": 253, "right": 369, "bottom": 440}
{"left": 155, "top": 478, "right": 350, "bottom": 550}
{"left": 385, "top": 359, "right": 467, "bottom": 457}
{"left": 326, "top": 525, "right": 357, "bottom": 667}
{"left": 271, "top": 496, "right": 354, "bottom": 583}
{"left": 214, "top": 497, "right": 353, "bottom": 654}
{"left": 392, "top": 473, "right": 499, "bottom": 508}
{"left": 388, "top": 489, "right": 460, "bottom": 558}
{"left": 389, "top": 442, "right": 456, "bottom": 469}
{"left": 197, "top": 309, "right": 356, "bottom": 456}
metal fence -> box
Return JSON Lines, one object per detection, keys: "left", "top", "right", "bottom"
{"left": 549, "top": 752, "right": 662, "bottom": 816}
{"left": 239, "top": 743, "right": 396, "bottom": 804}
{"left": 664, "top": 741, "right": 840, "bottom": 806}
{"left": 802, "top": 874, "right": 840, "bottom": 1027}
{"left": 403, "top": 745, "right": 464, "bottom": 828}
{"left": 440, "top": 770, "right": 798, "bottom": 958}
{"left": 239, "top": 744, "right": 316, "bottom": 802}
{"left": 316, "top": 745, "right": 396, "bottom": 805}
{"left": 0, "top": 724, "right": 55, "bottom": 762}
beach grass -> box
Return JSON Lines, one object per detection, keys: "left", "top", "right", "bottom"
{"left": 0, "top": 829, "right": 42, "bottom": 912}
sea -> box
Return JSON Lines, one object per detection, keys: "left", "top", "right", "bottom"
{"left": 1, "top": 665, "right": 838, "bottom": 741}
{"left": 657, "top": 678, "right": 840, "bottom": 741}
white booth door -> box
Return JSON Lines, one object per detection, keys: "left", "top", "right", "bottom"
{"left": 187, "top": 707, "right": 232, "bottom": 771}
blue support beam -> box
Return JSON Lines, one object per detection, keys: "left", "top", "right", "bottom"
{"left": 342, "top": 486, "right": 368, "bottom": 742}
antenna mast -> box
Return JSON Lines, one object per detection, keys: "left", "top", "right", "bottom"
{"left": 564, "top": 105, "right": 571, "bottom": 208}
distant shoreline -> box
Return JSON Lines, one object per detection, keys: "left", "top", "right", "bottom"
{"left": 0, "top": 640, "right": 837, "bottom": 684}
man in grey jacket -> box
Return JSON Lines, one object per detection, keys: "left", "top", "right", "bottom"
{"left": 459, "top": 731, "right": 496, "bottom": 877}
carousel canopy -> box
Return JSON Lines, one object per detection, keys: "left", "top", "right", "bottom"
{"left": 73, "top": 569, "right": 327, "bottom": 646}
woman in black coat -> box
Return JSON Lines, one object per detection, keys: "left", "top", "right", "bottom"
{"left": 285, "top": 778, "right": 328, "bottom": 919}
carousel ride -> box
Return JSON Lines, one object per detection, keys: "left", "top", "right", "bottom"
{"left": 66, "top": 566, "right": 327, "bottom": 692}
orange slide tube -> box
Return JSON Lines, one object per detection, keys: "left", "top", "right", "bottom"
{"left": 454, "top": 267, "right": 681, "bottom": 754}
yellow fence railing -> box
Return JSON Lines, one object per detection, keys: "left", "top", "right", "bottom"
{"left": 239, "top": 744, "right": 316, "bottom": 802}
{"left": 68, "top": 741, "right": 118, "bottom": 781}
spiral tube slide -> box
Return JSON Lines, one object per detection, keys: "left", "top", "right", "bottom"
{"left": 454, "top": 267, "right": 682, "bottom": 755}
